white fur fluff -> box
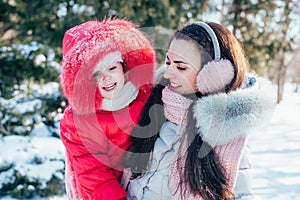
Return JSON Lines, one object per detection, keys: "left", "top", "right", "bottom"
{"left": 93, "top": 51, "right": 123, "bottom": 74}
{"left": 193, "top": 77, "right": 276, "bottom": 147}
{"left": 197, "top": 59, "right": 234, "bottom": 95}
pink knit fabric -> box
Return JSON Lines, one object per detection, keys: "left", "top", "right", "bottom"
{"left": 169, "top": 136, "right": 246, "bottom": 199}
{"left": 162, "top": 87, "right": 193, "bottom": 126}
{"left": 215, "top": 137, "right": 246, "bottom": 188}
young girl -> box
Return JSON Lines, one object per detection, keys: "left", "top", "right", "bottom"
{"left": 123, "top": 21, "right": 276, "bottom": 199}
{"left": 59, "top": 18, "right": 156, "bottom": 200}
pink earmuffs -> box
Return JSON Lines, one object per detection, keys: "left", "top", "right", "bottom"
{"left": 193, "top": 22, "right": 235, "bottom": 95}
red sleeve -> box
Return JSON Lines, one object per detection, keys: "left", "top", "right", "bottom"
{"left": 73, "top": 153, "right": 126, "bottom": 200}
{"left": 60, "top": 107, "right": 126, "bottom": 200}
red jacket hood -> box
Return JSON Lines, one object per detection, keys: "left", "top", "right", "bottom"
{"left": 60, "top": 19, "right": 156, "bottom": 114}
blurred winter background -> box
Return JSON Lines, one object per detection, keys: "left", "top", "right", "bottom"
{"left": 1, "top": 0, "right": 300, "bottom": 199}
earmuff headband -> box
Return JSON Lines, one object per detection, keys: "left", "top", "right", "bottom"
{"left": 193, "top": 22, "right": 235, "bottom": 95}
{"left": 192, "top": 21, "right": 221, "bottom": 61}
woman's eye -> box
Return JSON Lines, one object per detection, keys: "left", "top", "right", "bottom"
{"left": 177, "top": 66, "right": 186, "bottom": 70}
{"left": 165, "top": 61, "right": 170, "bottom": 65}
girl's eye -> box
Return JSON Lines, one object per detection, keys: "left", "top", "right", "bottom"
{"left": 177, "top": 66, "right": 186, "bottom": 70}
{"left": 92, "top": 71, "right": 100, "bottom": 79}
{"left": 165, "top": 61, "right": 171, "bottom": 65}
{"left": 109, "top": 66, "right": 117, "bottom": 71}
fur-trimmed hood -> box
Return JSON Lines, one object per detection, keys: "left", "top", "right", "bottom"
{"left": 193, "top": 76, "right": 277, "bottom": 146}
{"left": 60, "top": 19, "right": 156, "bottom": 114}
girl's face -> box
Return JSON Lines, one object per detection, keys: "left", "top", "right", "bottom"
{"left": 164, "top": 39, "right": 201, "bottom": 94}
{"left": 93, "top": 62, "right": 125, "bottom": 99}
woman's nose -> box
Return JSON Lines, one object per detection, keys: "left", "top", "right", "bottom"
{"left": 163, "top": 65, "right": 175, "bottom": 79}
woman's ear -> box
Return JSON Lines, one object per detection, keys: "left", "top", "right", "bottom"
{"left": 196, "top": 59, "right": 234, "bottom": 95}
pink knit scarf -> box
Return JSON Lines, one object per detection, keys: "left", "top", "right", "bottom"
{"left": 162, "top": 87, "right": 193, "bottom": 126}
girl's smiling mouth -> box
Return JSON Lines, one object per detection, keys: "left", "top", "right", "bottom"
{"left": 103, "top": 83, "right": 117, "bottom": 91}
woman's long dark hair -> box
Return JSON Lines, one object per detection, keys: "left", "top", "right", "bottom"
{"left": 123, "top": 22, "right": 249, "bottom": 199}
{"left": 182, "top": 103, "right": 233, "bottom": 199}
{"left": 123, "top": 78, "right": 167, "bottom": 177}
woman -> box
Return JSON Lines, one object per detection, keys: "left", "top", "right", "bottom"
{"left": 59, "top": 19, "right": 156, "bottom": 200}
{"left": 122, "top": 21, "right": 276, "bottom": 199}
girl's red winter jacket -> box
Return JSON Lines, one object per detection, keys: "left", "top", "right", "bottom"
{"left": 60, "top": 86, "right": 151, "bottom": 200}
{"left": 59, "top": 19, "right": 156, "bottom": 199}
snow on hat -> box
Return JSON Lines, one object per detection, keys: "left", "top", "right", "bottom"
{"left": 60, "top": 18, "right": 156, "bottom": 114}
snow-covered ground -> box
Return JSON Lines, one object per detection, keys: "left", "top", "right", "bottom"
{"left": 249, "top": 85, "right": 300, "bottom": 200}
{"left": 0, "top": 83, "right": 299, "bottom": 200}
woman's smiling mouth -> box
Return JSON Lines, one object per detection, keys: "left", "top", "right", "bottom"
{"left": 170, "top": 82, "right": 180, "bottom": 88}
